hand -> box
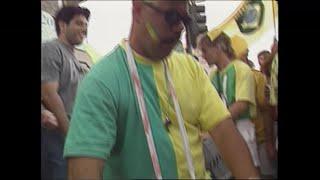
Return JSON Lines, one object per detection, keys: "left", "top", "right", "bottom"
{"left": 200, "top": 132, "right": 211, "bottom": 140}
{"left": 41, "top": 109, "right": 59, "bottom": 130}
{"left": 266, "top": 140, "right": 277, "bottom": 161}
{"left": 271, "top": 40, "right": 278, "bottom": 55}
{"left": 81, "top": 64, "right": 90, "bottom": 74}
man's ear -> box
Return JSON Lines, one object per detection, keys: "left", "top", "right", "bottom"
{"left": 58, "top": 21, "right": 66, "bottom": 34}
{"left": 132, "top": 0, "right": 143, "bottom": 24}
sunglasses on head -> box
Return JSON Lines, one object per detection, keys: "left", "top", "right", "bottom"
{"left": 143, "top": 2, "right": 191, "bottom": 26}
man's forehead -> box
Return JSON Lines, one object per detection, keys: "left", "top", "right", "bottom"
{"left": 72, "top": 14, "right": 88, "bottom": 21}
{"left": 149, "top": 0, "right": 188, "bottom": 4}
{"left": 152, "top": 0, "right": 188, "bottom": 10}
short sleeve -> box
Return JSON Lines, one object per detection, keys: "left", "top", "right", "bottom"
{"left": 63, "top": 74, "right": 118, "bottom": 160}
{"left": 41, "top": 43, "right": 61, "bottom": 83}
{"left": 235, "top": 64, "right": 256, "bottom": 118}
{"left": 235, "top": 65, "right": 255, "bottom": 105}
{"left": 196, "top": 62, "right": 231, "bottom": 131}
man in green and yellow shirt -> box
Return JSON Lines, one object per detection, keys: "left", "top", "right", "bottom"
{"left": 64, "top": 1, "right": 259, "bottom": 179}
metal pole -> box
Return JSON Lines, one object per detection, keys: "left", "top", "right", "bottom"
{"left": 272, "top": 0, "right": 278, "bottom": 40}
{"left": 186, "top": 26, "right": 192, "bottom": 54}
{"left": 186, "top": 2, "right": 193, "bottom": 54}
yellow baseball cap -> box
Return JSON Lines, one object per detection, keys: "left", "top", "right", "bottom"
{"left": 207, "top": 28, "right": 222, "bottom": 42}
{"left": 231, "top": 35, "right": 248, "bottom": 58}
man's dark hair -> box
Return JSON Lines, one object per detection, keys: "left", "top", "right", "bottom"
{"left": 257, "top": 50, "right": 271, "bottom": 58}
{"left": 55, "top": 6, "right": 90, "bottom": 35}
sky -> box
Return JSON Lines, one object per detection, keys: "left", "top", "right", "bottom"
{"left": 80, "top": 1, "right": 278, "bottom": 69}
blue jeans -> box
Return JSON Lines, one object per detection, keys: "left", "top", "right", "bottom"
{"left": 41, "top": 128, "right": 67, "bottom": 180}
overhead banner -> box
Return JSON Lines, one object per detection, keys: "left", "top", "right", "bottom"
{"left": 208, "top": 0, "right": 278, "bottom": 47}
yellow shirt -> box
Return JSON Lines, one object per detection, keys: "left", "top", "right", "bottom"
{"left": 210, "top": 60, "right": 256, "bottom": 120}
{"left": 252, "top": 70, "right": 273, "bottom": 144}
{"left": 65, "top": 40, "right": 232, "bottom": 179}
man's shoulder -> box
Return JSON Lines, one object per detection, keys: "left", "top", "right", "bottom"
{"left": 252, "top": 69, "right": 263, "bottom": 76}
{"left": 93, "top": 45, "right": 125, "bottom": 68}
{"left": 41, "top": 39, "right": 67, "bottom": 57}
{"left": 42, "top": 39, "right": 60, "bottom": 49}
{"left": 233, "top": 59, "right": 250, "bottom": 69}
{"left": 252, "top": 69, "right": 266, "bottom": 83}
{"left": 80, "top": 45, "right": 128, "bottom": 96}
{"left": 232, "top": 59, "right": 252, "bottom": 74}
{"left": 88, "top": 45, "right": 127, "bottom": 79}
{"left": 168, "top": 51, "right": 200, "bottom": 69}
{"left": 169, "top": 51, "right": 192, "bottom": 61}
{"left": 41, "top": 39, "right": 65, "bottom": 61}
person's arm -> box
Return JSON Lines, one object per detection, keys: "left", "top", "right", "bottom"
{"left": 209, "top": 118, "right": 259, "bottom": 179}
{"left": 42, "top": 82, "right": 69, "bottom": 136}
{"left": 41, "top": 43, "right": 69, "bottom": 135}
{"left": 228, "top": 101, "right": 249, "bottom": 121}
{"left": 41, "top": 101, "right": 59, "bottom": 130}
{"left": 64, "top": 73, "right": 118, "bottom": 180}
{"left": 41, "top": 109, "right": 59, "bottom": 130}
{"left": 67, "top": 157, "right": 105, "bottom": 180}
{"left": 265, "top": 40, "right": 278, "bottom": 68}
{"left": 269, "top": 40, "right": 278, "bottom": 62}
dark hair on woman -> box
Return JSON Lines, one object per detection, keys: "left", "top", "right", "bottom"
{"left": 257, "top": 50, "right": 271, "bottom": 58}
{"left": 55, "top": 6, "right": 90, "bottom": 35}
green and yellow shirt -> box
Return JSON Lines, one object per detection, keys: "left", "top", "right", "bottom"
{"left": 64, "top": 40, "right": 230, "bottom": 179}
{"left": 209, "top": 60, "right": 256, "bottom": 121}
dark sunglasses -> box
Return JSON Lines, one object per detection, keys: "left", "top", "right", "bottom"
{"left": 143, "top": 2, "right": 191, "bottom": 26}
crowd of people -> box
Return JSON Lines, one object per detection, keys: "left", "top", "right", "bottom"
{"left": 197, "top": 29, "right": 278, "bottom": 179}
{"left": 41, "top": 1, "right": 278, "bottom": 179}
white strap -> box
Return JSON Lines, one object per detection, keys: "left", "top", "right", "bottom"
{"left": 124, "top": 40, "right": 163, "bottom": 179}
{"left": 163, "top": 61, "right": 196, "bottom": 179}
{"left": 222, "top": 75, "right": 228, "bottom": 106}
